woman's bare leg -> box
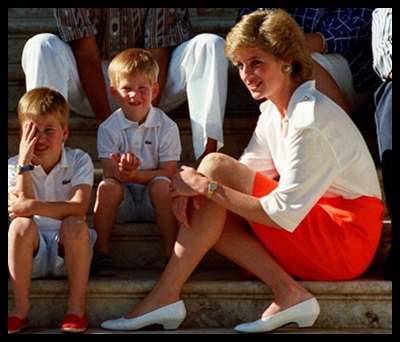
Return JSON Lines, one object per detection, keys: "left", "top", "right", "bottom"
{"left": 124, "top": 196, "right": 228, "bottom": 318}
{"left": 213, "top": 215, "right": 313, "bottom": 318}
{"left": 123, "top": 153, "right": 313, "bottom": 319}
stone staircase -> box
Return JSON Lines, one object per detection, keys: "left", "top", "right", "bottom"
{"left": 8, "top": 8, "right": 392, "bottom": 334}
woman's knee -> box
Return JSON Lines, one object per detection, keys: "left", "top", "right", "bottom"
{"left": 198, "top": 152, "right": 233, "bottom": 177}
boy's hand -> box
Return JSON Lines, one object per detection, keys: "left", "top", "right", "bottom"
{"left": 111, "top": 152, "right": 141, "bottom": 172}
{"left": 8, "top": 190, "right": 34, "bottom": 218}
{"left": 110, "top": 152, "right": 141, "bottom": 183}
{"left": 19, "top": 122, "right": 38, "bottom": 165}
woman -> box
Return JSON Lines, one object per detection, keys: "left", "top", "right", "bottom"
{"left": 237, "top": 8, "right": 381, "bottom": 116}
{"left": 100, "top": 9, "right": 385, "bottom": 334}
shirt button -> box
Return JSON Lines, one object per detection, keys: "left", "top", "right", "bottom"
{"left": 303, "top": 96, "right": 309, "bottom": 101}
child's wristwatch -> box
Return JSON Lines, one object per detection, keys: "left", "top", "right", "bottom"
{"left": 16, "top": 164, "right": 35, "bottom": 174}
{"left": 207, "top": 181, "right": 218, "bottom": 199}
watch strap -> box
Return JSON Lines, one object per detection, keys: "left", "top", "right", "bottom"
{"left": 16, "top": 164, "right": 35, "bottom": 174}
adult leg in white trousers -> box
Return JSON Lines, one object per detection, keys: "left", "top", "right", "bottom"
{"left": 22, "top": 33, "right": 229, "bottom": 161}
{"left": 159, "top": 33, "right": 229, "bottom": 161}
{"left": 21, "top": 33, "right": 119, "bottom": 117}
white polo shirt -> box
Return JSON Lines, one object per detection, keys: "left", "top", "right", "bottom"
{"left": 239, "top": 80, "right": 382, "bottom": 232}
{"left": 8, "top": 146, "right": 94, "bottom": 230}
{"left": 98, "top": 106, "right": 181, "bottom": 169}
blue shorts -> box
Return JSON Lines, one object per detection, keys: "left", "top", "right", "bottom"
{"left": 32, "top": 228, "right": 97, "bottom": 279}
{"left": 116, "top": 176, "right": 170, "bottom": 223}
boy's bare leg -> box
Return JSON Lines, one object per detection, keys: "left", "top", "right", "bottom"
{"left": 150, "top": 180, "right": 179, "bottom": 258}
{"left": 8, "top": 218, "right": 38, "bottom": 319}
{"left": 60, "top": 217, "right": 92, "bottom": 317}
{"left": 93, "top": 179, "right": 123, "bottom": 254}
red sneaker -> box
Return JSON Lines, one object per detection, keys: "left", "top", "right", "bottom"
{"left": 60, "top": 313, "right": 88, "bottom": 334}
{"left": 8, "top": 316, "right": 29, "bottom": 334}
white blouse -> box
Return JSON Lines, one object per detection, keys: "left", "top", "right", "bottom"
{"left": 240, "top": 81, "right": 381, "bottom": 232}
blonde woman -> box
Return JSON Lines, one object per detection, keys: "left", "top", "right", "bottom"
{"left": 100, "top": 9, "right": 384, "bottom": 334}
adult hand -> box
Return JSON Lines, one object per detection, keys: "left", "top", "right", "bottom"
{"left": 169, "top": 166, "right": 206, "bottom": 228}
{"left": 169, "top": 166, "right": 206, "bottom": 198}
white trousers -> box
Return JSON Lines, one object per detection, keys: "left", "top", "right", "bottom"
{"left": 22, "top": 33, "right": 229, "bottom": 160}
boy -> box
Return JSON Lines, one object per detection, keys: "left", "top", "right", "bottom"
{"left": 22, "top": 8, "right": 228, "bottom": 164}
{"left": 8, "top": 87, "right": 96, "bottom": 334}
{"left": 91, "top": 48, "right": 181, "bottom": 276}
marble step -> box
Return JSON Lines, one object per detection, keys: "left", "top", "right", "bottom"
{"left": 8, "top": 269, "right": 392, "bottom": 331}
{"left": 17, "top": 327, "right": 393, "bottom": 335}
{"left": 85, "top": 215, "right": 391, "bottom": 273}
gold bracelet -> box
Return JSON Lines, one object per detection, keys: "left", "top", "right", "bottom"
{"left": 315, "top": 32, "right": 326, "bottom": 53}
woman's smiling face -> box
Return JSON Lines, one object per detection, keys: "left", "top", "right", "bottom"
{"left": 234, "top": 46, "right": 287, "bottom": 102}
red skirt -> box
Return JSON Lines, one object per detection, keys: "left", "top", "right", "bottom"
{"left": 251, "top": 172, "right": 386, "bottom": 281}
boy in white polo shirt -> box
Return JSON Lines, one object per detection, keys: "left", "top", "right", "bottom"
{"left": 91, "top": 48, "right": 182, "bottom": 276}
{"left": 8, "top": 87, "right": 96, "bottom": 334}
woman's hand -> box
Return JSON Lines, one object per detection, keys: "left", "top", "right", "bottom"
{"left": 169, "top": 166, "right": 207, "bottom": 228}
{"left": 169, "top": 166, "right": 207, "bottom": 197}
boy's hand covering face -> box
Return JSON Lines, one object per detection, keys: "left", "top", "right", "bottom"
{"left": 19, "top": 121, "right": 39, "bottom": 165}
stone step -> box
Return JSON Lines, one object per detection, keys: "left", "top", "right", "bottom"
{"left": 86, "top": 216, "right": 392, "bottom": 273}
{"left": 8, "top": 9, "right": 391, "bottom": 334}
{"left": 17, "top": 327, "right": 393, "bottom": 335}
{"left": 8, "top": 269, "right": 392, "bottom": 331}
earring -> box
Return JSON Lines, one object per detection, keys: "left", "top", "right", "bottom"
{"left": 282, "top": 64, "right": 293, "bottom": 74}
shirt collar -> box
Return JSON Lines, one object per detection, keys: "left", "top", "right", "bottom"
{"left": 286, "top": 80, "right": 316, "bottom": 119}
{"left": 33, "top": 144, "right": 72, "bottom": 175}
{"left": 259, "top": 80, "right": 316, "bottom": 114}
{"left": 116, "top": 106, "right": 161, "bottom": 129}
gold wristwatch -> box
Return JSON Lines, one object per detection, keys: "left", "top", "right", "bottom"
{"left": 207, "top": 181, "right": 218, "bottom": 199}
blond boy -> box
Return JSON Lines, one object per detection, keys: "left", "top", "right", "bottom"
{"left": 8, "top": 87, "right": 96, "bottom": 334}
{"left": 91, "top": 48, "right": 181, "bottom": 276}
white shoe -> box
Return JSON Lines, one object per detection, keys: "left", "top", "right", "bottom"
{"left": 235, "top": 298, "right": 320, "bottom": 334}
{"left": 101, "top": 300, "right": 186, "bottom": 331}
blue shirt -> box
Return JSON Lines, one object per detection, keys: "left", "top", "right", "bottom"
{"left": 237, "top": 8, "right": 381, "bottom": 93}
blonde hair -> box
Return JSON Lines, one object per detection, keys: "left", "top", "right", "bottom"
{"left": 17, "top": 87, "right": 70, "bottom": 128}
{"left": 108, "top": 48, "right": 160, "bottom": 87}
{"left": 225, "top": 9, "right": 314, "bottom": 84}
